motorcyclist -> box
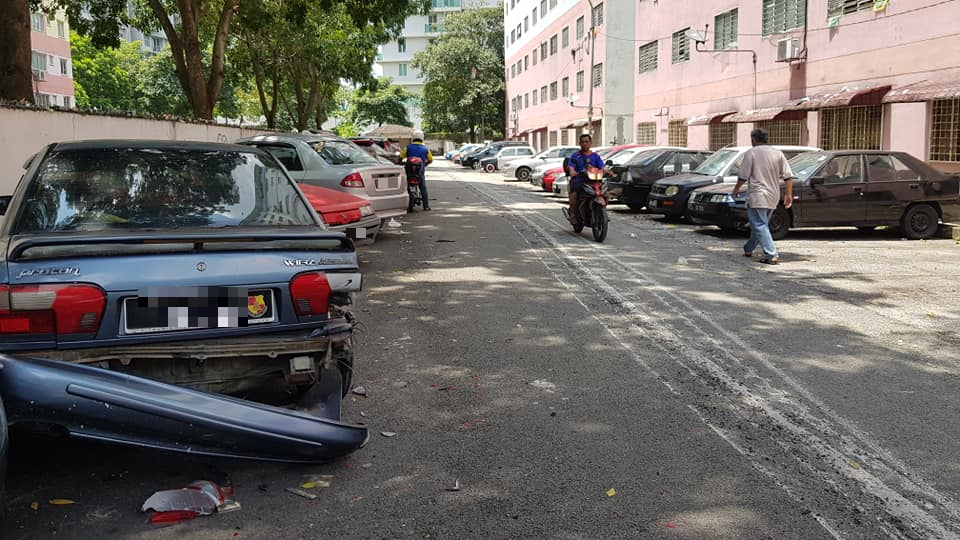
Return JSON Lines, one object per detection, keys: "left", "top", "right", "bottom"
{"left": 565, "top": 133, "right": 607, "bottom": 225}
{"left": 400, "top": 131, "right": 433, "bottom": 211}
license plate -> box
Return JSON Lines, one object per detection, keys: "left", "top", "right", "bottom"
{"left": 649, "top": 200, "right": 659, "bottom": 208}
{"left": 123, "top": 287, "right": 276, "bottom": 334}
{"left": 691, "top": 203, "right": 704, "bottom": 212}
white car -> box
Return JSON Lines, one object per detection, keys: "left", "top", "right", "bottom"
{"left": 502, "top": 146, "right": 579, "bottom": 182}
{"left": 485, "top": 146, "right": 536, "bottom": 172}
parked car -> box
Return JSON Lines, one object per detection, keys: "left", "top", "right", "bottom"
{"left": 462, "top": 141, "right": 528, "bottom": 169}
{"left": 646, "top": 145, "right": 819, "bottom": 221}
{"left": 492, "top": 145, "right": 536, "bottom": 172}
{"left": 350, "top": 138, "right": 397, "bottom": 165}
{"left": 447, "top": 143, "right": 478, "bottom": 161}
{"left": 237, "top": 133, "right": 408, "bottom": 223}
{"left": 298, "top": 183, "right": 381, "bottom": 241}
{"left": 0, "top": 140, "right": 369, "bottom": 462}
{"left": 503, "top": 146, "right": 579, "bottom": 181}
{"left": 605, "top": 147, "right": 712, "bottom": 209}
{"left": 690, "top": 150, "right": 960, "bottom": 240}
{"left": 348, "top": 136, "right": 402, "bottom": 164}
{"left": 453, "top": 144, "right": 483, "bottom": 164}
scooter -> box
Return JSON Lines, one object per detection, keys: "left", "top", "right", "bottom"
{"left": 562, "top": 165, "right": 610, "bottom": 242}
{"left": 404, "top": 157, "right": 424, "bottom": 212}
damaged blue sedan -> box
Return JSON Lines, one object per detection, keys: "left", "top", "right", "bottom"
{"left": 0, "top": 140, "right": 368, "bottom": 468}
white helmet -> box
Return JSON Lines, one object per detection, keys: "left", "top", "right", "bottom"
{"left": 413, "top": 130, "right": 425, "bottom": 141}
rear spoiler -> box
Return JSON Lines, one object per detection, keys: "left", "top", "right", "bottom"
{"left": 9, "top": 231, "right": 354, "bottom": 261}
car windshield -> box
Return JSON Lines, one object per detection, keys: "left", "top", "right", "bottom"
{"left": 15, "top": 148, "right": 317, "bottom": 234}
{"left": 310, "top": 140, "right": 379, "bottom": 165}
{"left": 789, "top": 152, "right": 832, "bottom": 182}
{"left": 693, "top": 149, "right": 739, "bottom": 176}
{"left": 623, "top": 149, "right": 664, "bottom": 166}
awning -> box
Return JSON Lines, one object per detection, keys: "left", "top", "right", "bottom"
{"left": 883, "top": 79, "right": 960, "bottom": 103}
{"left": 722, "top": 107, "right": 806, "bottom": 123}
{"left": 687, "top": 111, "right": 736, "bottom": 126}
{"left": 782, "top": 84, "right": 892, "bottom": 111}
{"left": 564, "top": 119, "right": 590, "bottom": 129}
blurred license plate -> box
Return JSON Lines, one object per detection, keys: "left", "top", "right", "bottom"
{"left": 691, "top": 203, "right": 704, "bottom": 212}
{"left": 649, "top": 200, "right": 660, "bottom": 208}
{"left": 123, "top": 287, "right": 276, "bottom": 334}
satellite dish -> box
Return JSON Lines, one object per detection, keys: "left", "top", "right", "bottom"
{"left": 685, "top": 29, "right": 707, "bottom": 45}
{"left": 567, "top": 94, "right": 581, "bottom": 104}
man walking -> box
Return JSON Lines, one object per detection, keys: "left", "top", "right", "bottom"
{"left": 732, "top": 129, "right": 795, "bottom": 265}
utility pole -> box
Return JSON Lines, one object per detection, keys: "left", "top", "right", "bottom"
{"left": 586, "top": 0, "right": 597, "bottom": 137}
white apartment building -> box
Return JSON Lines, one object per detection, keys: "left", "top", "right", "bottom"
{"left": 377, "top": 0, "right": 500, "bottom": 131}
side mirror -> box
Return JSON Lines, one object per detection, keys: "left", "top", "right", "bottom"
{"left": 809, "top": 176, "right": 825, "bottom": 186}
{"left": 0, "top": 195, "right": 11, "bottom": 216}
{"left": 605, "top": 160, "right": 614, "bottom": 168}
{"left": 23, "top": 153, "right": 36, "bottom": 170}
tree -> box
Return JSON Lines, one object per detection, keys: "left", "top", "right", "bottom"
{"left": 350, "top": 76, "right": 413, "bottom": 127}
{"left": 71, "top": 32, "right": 145, "bottom": 110}
{"left": 413, "top": 8, "right": 504, "bottom": 141}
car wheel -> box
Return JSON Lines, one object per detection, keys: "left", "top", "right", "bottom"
{"left": 901, "top": 204, "right": 939, "bottom": 240}
{"left": 484, "top": 163, "right": 496, "bottom": 173}
{"left": 517, "top": 168, "right": 531, "bottom": 181}
{"left": 471, "top": 162, "right": 479, "bottom": 170}
{"left": 769, "top": 207, "right": 791, "bottom": 240}
{"left": 625, "top": 200, "right": 646, "bottom": 212}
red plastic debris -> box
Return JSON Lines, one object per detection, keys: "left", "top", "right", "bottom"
{"left": 665, "top": 522, "right": 677, "bottom": 529}
{"left": 150, "top": 510, "right": 199, "bottom": 524}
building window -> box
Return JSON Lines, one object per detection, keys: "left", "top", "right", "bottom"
{"left": 540, "top": 42, "right": 547, "bottom": 59}
{"left": 819, "top": 105, "right": 882, "bottom": 150}
{"left": 592, "top": 63, "right": 602, "bottom": 88}
{"left": 517, "top": 23, "right": 522, "bottom": 39}
{"left": 511, "top": 29, "right": 516, "bottom": 44}
{"left": 533, "top": 7, "right": 537, "bottom": 24}
{"left": 828, "top": 0, "right": 873, "bottom": 17}
{"left": 511, "top": 64, "right": 516, "bottom": 78}
{"left": 31, "top": 51, "right": 46, "bottom": 72}
{"left": 540, "top": 0, "right": 547, "bottom": 16}
{"left": 668, "top": 120, "right": 688, "bottom": 147}
{"left": 714, "top": 9, "right": 738, "bottom": 50}
{"left": 31, "top": 13, "right": 44, "bottom": 32}
{"left": 399, "top": 64, "right": 408, "bottom": 77}
{"left": 550, "top": 0, "right": 557, "bottom": 8}
{"left": 540, "top": 86, "right": 548, "bottom": 103}
{"left": 708, "top": 123, "right": 737, "bottom": 151}
{"left": 57, "top": 20, "right": 65, "bottom": 38}
{"left": 550, "top": 81, "right": 558, "bottom": 101}
{"left": 63, "top": 95, "right": 71, "bottom": 108}
{"left": 550, "top": 130, "right": 558, "bottom": 147}
{"left": 561, "top": 77, "right": 569, "bottom": 97}
{"left": 525, "top": 93, "right": 530, "bottom": 108}
{"left": 756, "top": 120, "right": 804, "bottom": 146}
{"left": 34, "top": 93, "right": 51, "bottom": 107}
{"left": 398, "top": 38, "right": 406, "bottom": 53}
{"left": 576, "top": 16, "right": 584, "bottom": 40}
{"left": 561, "top": 129, "right": 569, "bottom": 145}
{"left": 672, "top": 29, "right": 690, "bottom": 64}
{"left": 524, "top": 55, "right": 528, "bottom": 70}
{"left": 533, "top": 90, "right": 538, "bottom": 106}
{"left": 636, "top": 122, "right": 657, "bottom": 145}
{"left": 638, "top": 40, "right": 658, "bottom": 74}
{"left": 524, "top": 16, "right": 529, "bottom": 33}
{"left": 576, "top": 70, "right": 584, "bottom": 92}
{"left": 561, "top": 27, "right": 569, "bottom": 49}
{"left": 532, "top": 48, "right": 538, "bottom": 65}
{"left": 550, "top": 35, "right": 558, "bottom": 55}
{"left": 60, "top": 58, "right": 69, "bottom": 76}
{"left": 591, "top": 2, "right": 604, "bottom": 27}
{"left": 762, "top": 0, "right": 806, "bottom": 36}
{"left": 930, "top": 99, "right": 960, "bottom": 162}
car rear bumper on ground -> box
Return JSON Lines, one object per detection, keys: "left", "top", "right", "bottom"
{"left": 646, "top": 193, "right": 686, "bottom": 217}
{"left": 329, "top": 214, "right": 382, "bottom": 241}
{"left": 688, "top": 201, "right": 747, "bottom": 230}
{"left": 368, "top": 193, "right": 409, "bottom": 219}
{"left": 0, "top": 355, "right": 368, "bottom": 463}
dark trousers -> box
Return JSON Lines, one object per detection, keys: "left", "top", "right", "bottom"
{"left": 418, "top": 174, "right": 429, "bottom": 208}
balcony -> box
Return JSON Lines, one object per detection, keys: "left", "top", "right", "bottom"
{"left": 424, "top": 23, "right": 444, "bottom": 33}
{"left": 431, "top": 0, "right": 459, "bottom": 7}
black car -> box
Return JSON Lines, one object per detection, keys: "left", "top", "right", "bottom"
{"left": 647, "top": 146, "right": 818, "bottom": 221}
{"left": 688, "top": 150, "right": 960, "bottom": 240}
{"left": 461, "top": 141, "right": 527, "bottom": 169}
{"left": 605, "top": 148, "right": 711, "bottom": 210}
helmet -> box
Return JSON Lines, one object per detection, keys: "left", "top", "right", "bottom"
{"left": 412, "top": 130, "right": 425, "bottom": 141}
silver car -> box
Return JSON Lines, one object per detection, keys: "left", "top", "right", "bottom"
{"left": 237, "top": 133, "right": 408, "bottom": 220}
{"left": 503, "top": 146, "right": 579, "bottom": 181}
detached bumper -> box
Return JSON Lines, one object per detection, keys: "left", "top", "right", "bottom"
{"left": 688, "top": 201, "right": 747, "bottom": 230}
{"left": 330, "top": 214, "right": 382, "bottom": 241}
{"left": 0, "top": 355, "right": 368, "bottom": 463}
{"left": 646, "top": 194, "right": 685, "bottom": 217}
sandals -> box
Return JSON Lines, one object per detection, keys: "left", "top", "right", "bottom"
{"left": 759, "top": 256, "right": 780, "bottom": 265}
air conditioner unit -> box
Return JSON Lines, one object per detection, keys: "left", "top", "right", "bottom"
{"left": 776, "top": 38, "right": 801, "bottom": 62}
{"left": 32, "top": 69, "right": 45, "bottom": 81}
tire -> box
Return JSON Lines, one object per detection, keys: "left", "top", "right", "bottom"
{"left": 592, "top": 204, "right": 608, "bottom": 242}
{"left": 769, "top": 207, "right": 791, "bottom": 240}
{"left": 471, "top": 161, "right": 479, "bottom": 170}
{"left": 334, "top": 346, "right": 354, "bottom": 398}
{"left": 901, "top": 204, "right": 939, "bottom": 240}
{"left": 573, "top": 221, "right": 584, "bottom": 233}
{"left": 517, "top": 167, "right": 531, "bottom": 181}
{"left": 484, "top": 163, "right": 496, "bottom": 173}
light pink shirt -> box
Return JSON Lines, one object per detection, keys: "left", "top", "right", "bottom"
{"left": 738, "top": 146, "right": 795, "bottom": 209}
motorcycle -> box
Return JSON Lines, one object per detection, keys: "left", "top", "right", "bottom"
{"left": 404, "top": 157, "right": 424, "bottom": 212}
{"left": 562, "top": 164, "right": 610, "bottom": 242}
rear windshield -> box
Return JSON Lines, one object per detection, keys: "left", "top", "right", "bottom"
{"left": 15, "top": 148, "right": 317, "bottom": 234}
{"left": 310, "top": 140, "right": 379, "bottom": 165}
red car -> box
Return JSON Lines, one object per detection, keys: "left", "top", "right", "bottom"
{"left": 298, "top": 183, "right": 381, "bottom": 241}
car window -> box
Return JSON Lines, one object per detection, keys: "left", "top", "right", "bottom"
{"left": 259, "top": 145, "right": 303, "bottom": 171}
{"left": 867, "top": 154, "right": 920, "bottom": 182}
{"left": 822, "top": 155, "right": 864, "bottom": 185}
{"left": 310, "top": 140, "right": 379, "bottom": 165}
{"left": 15, "top": 148, "right": 316, "bottom": 233}
{"left": 625, "top": 149, "right": 665, "bottom": 167}
{"left": 727, "top": 154, "right": 746, "bottom": 177}
{"left": 693, "top": 149, "right": 739, "bottom": 176}
{"left": 676, "top": 152, "right": 702, "bottom": 173}
{"left": 518, "top": 148, "right": 534, "bottom": 156}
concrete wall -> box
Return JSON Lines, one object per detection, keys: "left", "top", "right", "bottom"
{"left": 0, "top": 107, "right": 272, "bottom": 194}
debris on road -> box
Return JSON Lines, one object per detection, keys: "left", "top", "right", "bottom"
{"left": 606, "top": 488, "right": 617, "bottom": 497}
{"left": 150, "top": 510, "right": 200, "bottom": 525}
{"left": 387, "top": 218, "right": 402, "bottom": 229}
{"left": 351, "top": 385, "right": 368, "bottom": 396}
{"left": 361, "top": 463, "right": 373, "bottom": 469}
{"left": 285, "top": 488, "right": 318, "bottom": 500}
{"left": 142, "top": 480, "right": 239, "bottom": 519}
{"left": 530, "top": 380, "right": 557, "bottom": 392}
{"left": 301, "top": 475, "right": 334, "bottom": 489}
{"left": 381, "top": 431, "right": 398, "bottom": 437}
{"left": 446, "top": 480, "right": 461, "bottom": 492}
{"left": 30, "top": 502, "right": 39, "bottom": 511}
{"left": 49, "top": 499, "right": 77, "bottom": 505}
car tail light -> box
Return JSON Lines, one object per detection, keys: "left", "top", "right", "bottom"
{"left": 544, "top": 172, "right": 557, "bottom": 182}
{"left": 289, "top": 272, "right": 332, "bottom": 317}
{"left": 0, "top": 283, "right": 106, "bottom": 335}
{"left": 341, "top": 173, "right": 365, "bottom": 188}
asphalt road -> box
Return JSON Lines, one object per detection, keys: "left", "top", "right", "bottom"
{"left": 4, "top": 161, "right": 960, "bottom": 539}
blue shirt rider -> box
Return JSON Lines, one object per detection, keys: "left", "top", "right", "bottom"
{"left": 565, "top": 133, "right": 606, "bottom": 224}
{"left": 400, "top": 133, "right": 434, "bottom": 211}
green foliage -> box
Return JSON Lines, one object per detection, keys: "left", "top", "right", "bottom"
{"left": 70, "top": 32, "right": 144, "bottom": 111}
{"left": 350, "top": 77, "right": 413, "bottom": 127}
{"left": 413, "top": 8, "right": 505, "bottom": 140}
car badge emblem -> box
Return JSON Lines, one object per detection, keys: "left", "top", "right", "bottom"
{"left": 196, "top": 262, "right": 207, "bottom": 272}
{"left": 248, "top": 294, "right": 268, "bottom": 318}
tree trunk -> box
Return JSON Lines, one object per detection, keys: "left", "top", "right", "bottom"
{"left": 0, "top": 0, "right": 33, "bottom": 103}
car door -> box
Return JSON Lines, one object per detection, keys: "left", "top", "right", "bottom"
{"left": 865, "top": 154, "right": 924, "bottom": 223}
{"left": 798, "top": 154, "right": 867, "bottom": 225}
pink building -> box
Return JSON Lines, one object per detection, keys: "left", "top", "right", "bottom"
{"left": 506, "top": 0, "right": 960, "bottom": 171}
{"left": 30, "top": 8, "right": 75, "bottom": 109}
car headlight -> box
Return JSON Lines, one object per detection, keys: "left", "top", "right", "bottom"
{"left": 712, "top": 194, "right": 735, "bottom": 203}
{"left": 360, "top": 205, "right": 374, "bottom": 216}
{"left": 665, "top": 186, "right": 680, "bottom": 197}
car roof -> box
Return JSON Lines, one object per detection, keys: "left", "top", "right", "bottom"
{"left": 238, "top": 133, "right": 343, "bottom": 144}
{"left": 716, "top": 145, "right": 820, "bottom": 152}
{"left": 52, "top": 139, "right": 266, "bottom": 153}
